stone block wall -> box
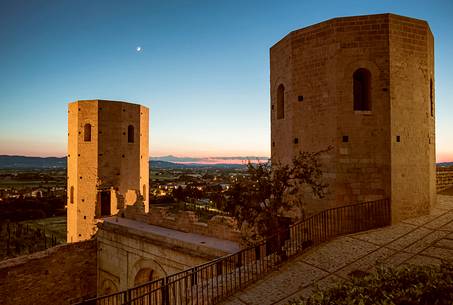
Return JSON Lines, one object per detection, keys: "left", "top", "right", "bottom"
{"left": 437, "top": 167, "right": 453, "bottom": 193}
{"left": 123, "top": 205, "right": 241, "bottom": 242}
{"left": 0, "top": 240, "right": 96, "bottom": 305}
{"left": 67, "top": 100, "right": 149, "bottom": 243}
{"left": 270, "top": 13, "right": 435, "bottom": 222}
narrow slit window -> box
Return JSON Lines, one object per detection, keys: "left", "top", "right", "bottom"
{"left": 128, "top": 125, "right": 134, "bottom": 143}
{"left": 70, "top": 186, "right": 74, "bottom": 204}
{"left": 277, "top": 84, "right": 285, "bottom": 119}
{"left": 84, "top": 124, "right": 91, "bottom": 142}
{"left": 353, "top": 68, "right": 371, "bottom": 111}
{"left": 430, "top": 79, "right": 434, "bottom": 117}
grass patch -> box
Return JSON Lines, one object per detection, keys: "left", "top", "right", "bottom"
{"left": 20, "top": 216, "right": 67, "bottom": 243}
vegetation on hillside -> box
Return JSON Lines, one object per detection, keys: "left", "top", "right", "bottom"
{"left": 290, "top": 262, "right": 453, "bottom": 305}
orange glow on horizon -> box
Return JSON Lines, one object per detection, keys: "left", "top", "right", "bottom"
{"left": 437, "top": 152, "right": 453, "bottom": 163}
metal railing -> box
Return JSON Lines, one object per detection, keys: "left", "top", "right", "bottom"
{"left": 76, "top": 198, "right": 390, "bottom": 305}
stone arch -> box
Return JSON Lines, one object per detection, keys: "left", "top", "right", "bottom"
{"left": 271, "top": 77, "right": 288, "bottom": 118}
{"left": 84, "top": 123, "right": 91, "bottom": 142}
{"left": 134, "top": 268, "right": 156, "bottom": 286}
{"left": 128, "top": 258, "right": 167, "bottom": 288}
{"left": 100, "top": 278, "right": 119, "bottom": 295}
{"left": 343, "top": 59, "right": 381, "bottom": 113}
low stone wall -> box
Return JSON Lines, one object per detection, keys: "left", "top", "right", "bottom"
{"left": 437, "top": 166, "right": 453, "bottom": 193}
{"left": 0, "top": 239, "right": 96, "bottom": 305}
{"left": 124, "top": 205, "right": 241, "bottom": 242}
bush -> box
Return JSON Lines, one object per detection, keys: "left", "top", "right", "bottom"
{"left": 290, "top": 262, "right": 453, "bottom": 305}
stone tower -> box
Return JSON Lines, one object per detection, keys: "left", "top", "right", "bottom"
{"left": 270, "top": 13, "right": 436, "bottom": 223}
{"left": 67, "top": 100, "right": 149, "bottom": 242}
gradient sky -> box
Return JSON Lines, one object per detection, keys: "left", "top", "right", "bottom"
{"left": 0, "top": 0, "right": 452, "bottom": 161}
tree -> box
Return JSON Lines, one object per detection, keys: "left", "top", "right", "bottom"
{"left": 225, "top": 148, "right": 330, "bottom": 244}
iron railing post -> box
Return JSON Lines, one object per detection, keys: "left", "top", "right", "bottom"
{"left": 161, "top": 277, "right": 169, "bottom": 305}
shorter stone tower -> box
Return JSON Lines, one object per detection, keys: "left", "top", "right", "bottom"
{"left": 271, "top": 14, "right": 436, "bottom": 223}
{"left": 67, "top": 100, "right": 149, "bottom": 242}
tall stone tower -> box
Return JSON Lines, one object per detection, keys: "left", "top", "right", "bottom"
{"left": 67, "top": 100, "right": 149, "bottom": 242}
{"left": 270, "top": 14, "right": 436, "bottom": 223}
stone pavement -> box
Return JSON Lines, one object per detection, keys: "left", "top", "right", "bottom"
{"left": 221, "top": 194, "right": 453, "bottom": 305}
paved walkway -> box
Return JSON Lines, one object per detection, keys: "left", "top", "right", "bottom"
{"left": 222, "top": 194, "right": 453, "bottom": 305}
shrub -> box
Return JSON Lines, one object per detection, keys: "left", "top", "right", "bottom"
{"left": 290, "top": 262, "right": 453, "bottom": 305}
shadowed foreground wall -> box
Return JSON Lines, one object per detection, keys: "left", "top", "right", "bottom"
{"left": 0, "top": 240, "right": 96, "bottom": 305}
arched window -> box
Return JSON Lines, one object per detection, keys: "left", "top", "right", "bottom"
{"left": 84, "top": 124, "right": 91, "bottom": 142}
{"left": 353, "top": 68, "right": 371, "bottom": 111}
{"left": 277, "top": 84, "right": 285, "bottom": 119}
{"left": 70, "top": 186, "right": 74, "bottom": 204}
{"left": 128, "top": 125, "right": 134, "bottom": 143}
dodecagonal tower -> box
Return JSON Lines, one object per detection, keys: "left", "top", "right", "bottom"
{"left": 271, "top": 13, "right": 436, "bottom": 223}
{"left": 67, "top": 100, "right": 149, "bottom": 242}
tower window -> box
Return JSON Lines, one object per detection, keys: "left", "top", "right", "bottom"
{"left": 128, "top": 125, "right": 134, "bottom": 143}
{"left": 342, "top": 136, "right": 349, "bottom": 143}
{"left": 277, "top": 84, "right": 285, "bottom": 119}
{"left": 353, "top": 68, "right": 371, "bottom": 111}
{"left": 70, "top": 186, "right": 74, "bottom": 204}
{"left": 84, "top": 124, "right": 91, "bottom": 142}
{"left": 430, "top": 79, "right": 434, "bottom": 117}
{"left": 294, "top": 138, "right": 299, "bottom": 144}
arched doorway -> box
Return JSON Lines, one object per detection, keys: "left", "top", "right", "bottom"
{"left": 129, "top": 258, "right": 167, "bottom": 288}
{"left": 134, "top": 268, "right": 156, "bottom": 285}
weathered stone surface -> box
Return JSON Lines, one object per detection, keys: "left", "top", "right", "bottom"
{"left": 124, "top": 205, "right": 241, "bottom": 242}
{"left": 97, "top": 216, "right": 240, "bottom": 295}
{"left": 0, "top": 240, "right": 96, "bottom": 305}
{"left": 437, "top": 167, "right": 453, "bottom": 192}
{"left": 270, "top": 13, "right": 436, "bottom": 223}
{"left": 67, "top": 100, "right": 149, "bottom": 243}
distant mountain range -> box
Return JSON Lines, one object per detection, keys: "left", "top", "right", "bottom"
{"left": 0, "top": 155, "right": 252, "bottom": 170}
{"left": 150, "top": 155, "right": 269, "bottom": 164}
{"left": 0, "top": 155, "right": 451, "bottom": 170}
{"left": 0, "top": 156, "right": 67, "bottom": 169}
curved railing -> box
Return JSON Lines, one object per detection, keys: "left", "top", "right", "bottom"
{"left": 76, "top": 198, "right": 390, "bottom": 305}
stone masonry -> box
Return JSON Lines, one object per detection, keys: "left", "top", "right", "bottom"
{"left": 96, "top": 216, "right": 240, "bottom": 295}
{"left": 222, "top": 194, "right": 453, "bottom": 305}
{"left": 67, "top": 100, "right": 149, "bottom": 242}
{"left": 271, "top": 13, "right": 436, "bottom": 223}
{"left": 437, "top": 166, "right": 453, "bottom": 193}
{"left": 0, "top": 240, "right": 96, "bottom": 305}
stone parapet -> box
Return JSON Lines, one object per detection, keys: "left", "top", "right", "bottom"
{"left": 0, "top": 240, "right": 96, "bottom": 305}
{"left": 123, "top": 205, "right": 241, "bottom": 243}
{"left": 437, "top": 167, "right": 453, "bottom": 193}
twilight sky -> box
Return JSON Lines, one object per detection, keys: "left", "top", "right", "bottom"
{"left": 0, "top": 0, "right": 452, "bottom": 161}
